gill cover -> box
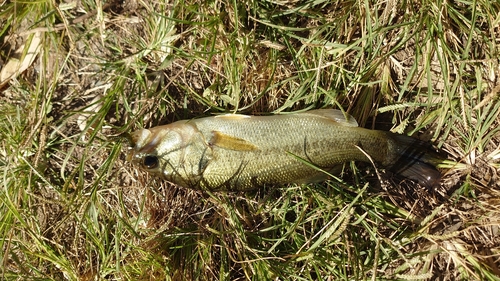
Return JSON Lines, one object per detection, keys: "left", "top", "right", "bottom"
{"left": 128, "top": 122, "right": 215, "bottom": 185}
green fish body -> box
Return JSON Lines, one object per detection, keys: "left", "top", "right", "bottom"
{"left": 128, "top": 109, "right": 441, "bottom": 191}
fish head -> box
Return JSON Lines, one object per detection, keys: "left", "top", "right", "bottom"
{"left": 127, "top": 124, "right": 190, "bottom": 180}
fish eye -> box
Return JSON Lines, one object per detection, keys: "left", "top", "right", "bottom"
{"left": 143, "top": 155, "right": 159, "bottom": 169}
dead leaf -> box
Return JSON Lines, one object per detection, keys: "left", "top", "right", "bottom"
{"left": 0, "top": 31, "right": 42, "bottom": 88}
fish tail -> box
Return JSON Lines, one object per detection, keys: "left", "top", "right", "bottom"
{"left": 385, "top": 133, "right": 442, "bottom": 188}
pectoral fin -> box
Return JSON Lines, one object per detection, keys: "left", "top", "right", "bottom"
{"left": 209, "top": 131, "right": 258, "bottom": 151}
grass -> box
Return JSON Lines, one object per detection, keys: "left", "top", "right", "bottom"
{"left": 1, "top": 0, "right": 500, "bottom": 280}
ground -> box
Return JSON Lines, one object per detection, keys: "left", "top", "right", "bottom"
{"left": 1, "top": 0, "right": 500, "bottom": 280}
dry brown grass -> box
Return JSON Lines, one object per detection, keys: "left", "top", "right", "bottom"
{"left": 1, "top": 0, "right": 499, "bottom": 279}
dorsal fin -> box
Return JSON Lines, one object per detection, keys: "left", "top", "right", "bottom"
{"left": 209, "top": 131, "right": 258, "bottom": 151}
{"left": 300, "top": 109, "right": 358, "bottom": 127}
{"left": 214, "top": 114, "right": 251, "bottom": 120}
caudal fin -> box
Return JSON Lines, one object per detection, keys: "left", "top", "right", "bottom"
{"left": 386, "top": 133, "right": 443, "bottom": 188}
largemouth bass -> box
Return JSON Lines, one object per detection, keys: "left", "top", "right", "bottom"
{"left": 128, "top": 109, "right": 442, "bottom": 191}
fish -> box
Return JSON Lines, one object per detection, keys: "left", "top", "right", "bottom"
{"left": 127, "top": 109, "right": 442, "bottom": 191}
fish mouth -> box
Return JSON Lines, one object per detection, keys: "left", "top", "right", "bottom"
{"left": 106, "top": 132, "right": 138, "bottom": 162}
{"left": 125, "top": 129, "right": 161, "bottom": 164}
{"left": 119, "top": 132, "right": 138, "bottom": 162}
{"left": 126, "top": 147, "right": 136, "bottom": 162}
